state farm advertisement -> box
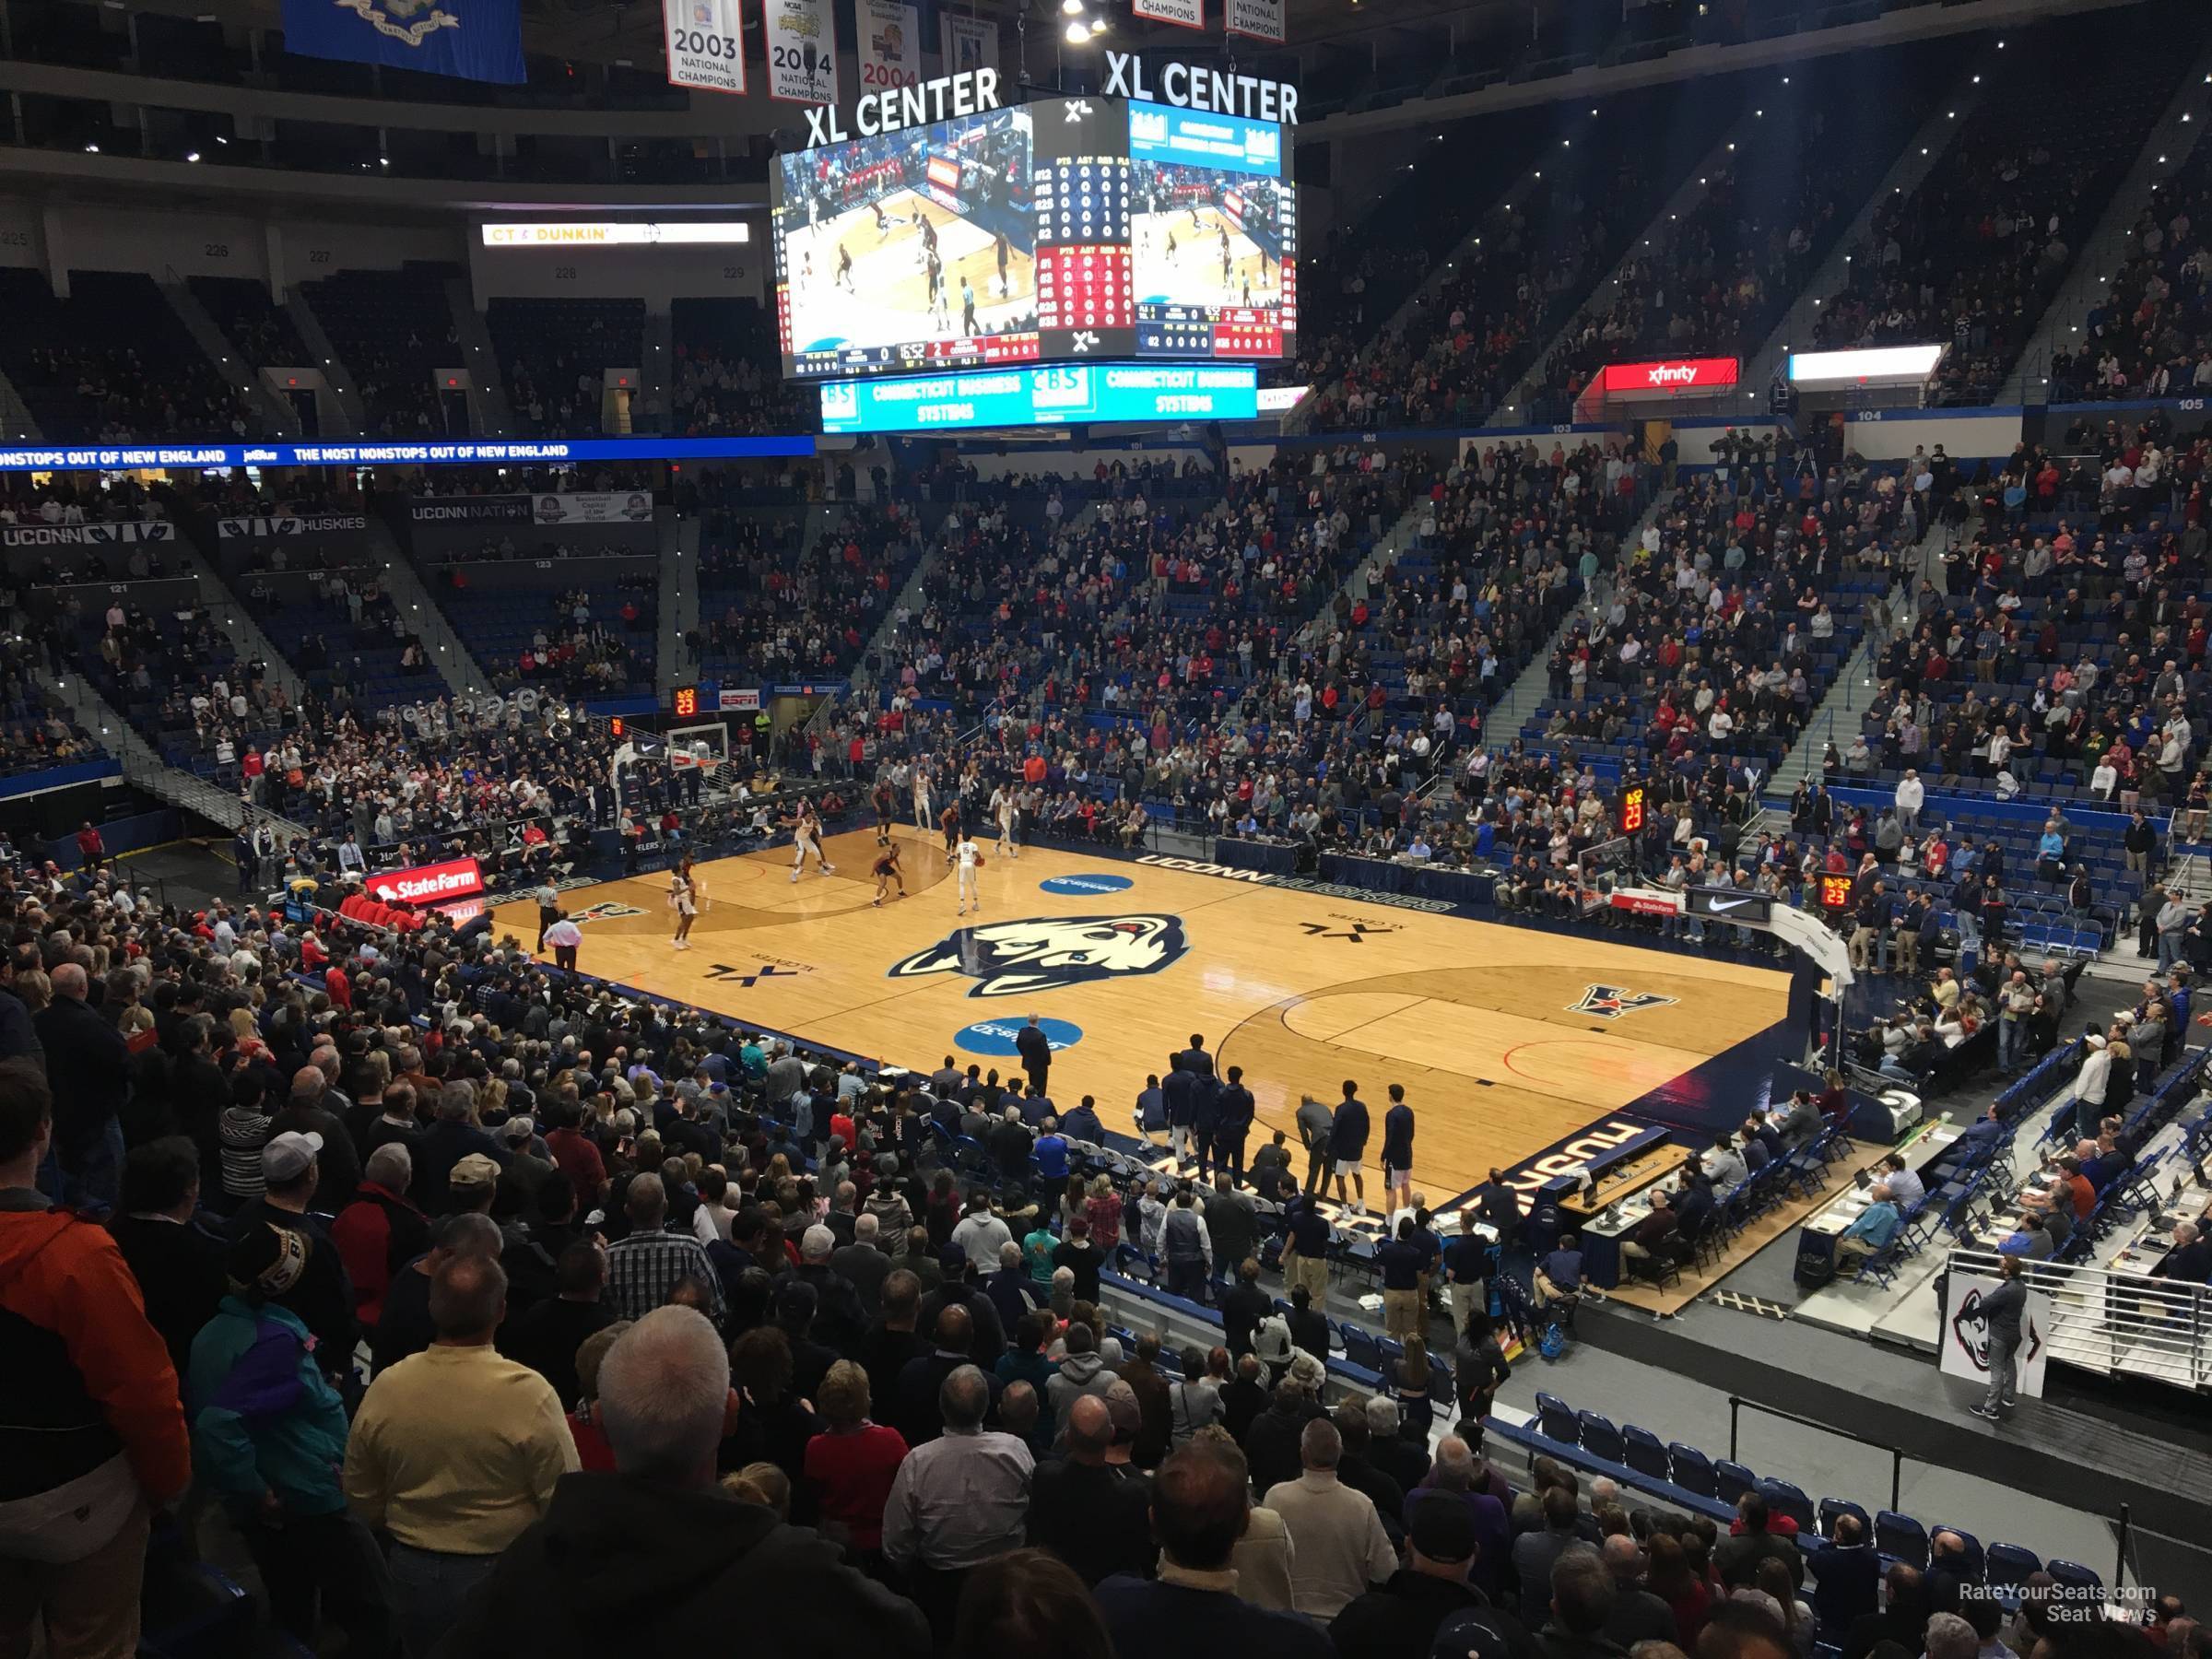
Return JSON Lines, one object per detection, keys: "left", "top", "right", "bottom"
{"left": 1596, "top": 357, "right": 1740, "bottom": 397}
{"left": 366, "top": 857, "right": 486, "bottom": 909}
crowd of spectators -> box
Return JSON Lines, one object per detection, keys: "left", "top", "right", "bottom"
{"left": 2051, "top": 146, "right": 2212, "bottom": 403}
{"left": 488, "top": 299, "right": 646, "bottom": 439}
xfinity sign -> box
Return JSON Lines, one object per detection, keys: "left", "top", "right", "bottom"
{"left": 1594, "top": 356, "right": 1740, "bottom": 398}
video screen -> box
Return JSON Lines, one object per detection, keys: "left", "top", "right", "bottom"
{"left": 1127, "top": 102, "right": 1297, "bottom": 359}
{"left": 771, "top": 105, "right": 1037, "bottom": 379}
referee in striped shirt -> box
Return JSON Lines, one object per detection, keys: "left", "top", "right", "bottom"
{"left": 603, "top": 1173, "right": 724, "bottom": 1323}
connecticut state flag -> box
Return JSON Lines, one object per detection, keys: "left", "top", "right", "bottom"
{"left": 281, "top": 0, "right": 526, "bottom": 84}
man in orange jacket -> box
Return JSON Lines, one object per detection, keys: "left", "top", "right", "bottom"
{"left": 0, "top": 1057, "right": 192, "bottom": 1657}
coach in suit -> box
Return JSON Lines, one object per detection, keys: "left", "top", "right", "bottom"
{"left": 1016, "top": 1015, "right": 1053, "bottom": 1097}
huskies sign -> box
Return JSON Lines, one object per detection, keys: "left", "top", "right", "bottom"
{"left": 888, "top": 913, "right": 1188, "bottom": 998}
{"left": 1939, "top": 1270, "right": 2052, "bottom": 1399}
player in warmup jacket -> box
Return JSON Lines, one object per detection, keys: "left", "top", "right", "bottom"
{"left": 670, "top": 859, "right": 703, "bottom": 950}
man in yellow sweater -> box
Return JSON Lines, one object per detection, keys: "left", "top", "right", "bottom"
{"left": 345, "top": 1253, "right": 576, "bottom": 1657}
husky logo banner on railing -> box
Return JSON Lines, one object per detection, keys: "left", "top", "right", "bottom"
{"left": 939, "top": 12, "right": 996, "bottom": 76}
{"left": 858, "top": 0, "right": 920, "bottom": 90}
{"left": 665, "top": 0, "right": 747, "bottom": 95}
{"left": 1226, "top": 0, "right": 1284, "bottom": 41}
{"left": 217, "top": 513, "right": 371, "bottom": 537}
{"left": 279, "top": 0, "right": 525, "bottom": 84}
{"left": 764, "top": 0, "right": 838, "bottom": 105}
{"left": 0, "top": 520, "right": 175, "bottom": 548}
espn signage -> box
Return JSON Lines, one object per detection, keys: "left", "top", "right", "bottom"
{"left": 718, "top": 688, "right": 762, "bottom": 712}
{"left": 366, "top": 856, "right": 486, "bottom": 908}
{"left": 1595, "top": 357, "right": 1740, "bottom": 397}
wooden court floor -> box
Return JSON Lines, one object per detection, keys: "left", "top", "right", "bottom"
{"left": 495, "top": 828, "right": 1791, "bottom": 1207}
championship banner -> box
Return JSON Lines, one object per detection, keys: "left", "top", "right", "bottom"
{"left": 665, "top": 0, "right": 747, "bottom": 95}
{"left": 764, "top": 0, "right": 838, "bottom": 105}
{"left": 278, "top": 0, "right": 524, "bottom": 85}
{"left": 0, "top": 520, "right": 174, "bottom": 548}
{"left": 939, "top": 12, "right": 996, "bottom": 76}
{"left": 1134, "top": 0, "right": 1205, "bottom": 28}
{"left": 528, "top": 491, "right": 657, "bottom": 525}
{"left": 365, "top": 855, "right": 486, "bottom": 908}
{"left": 858, "top": 0, "right": 920, "bottom": 90}
{"left": 217, "top": 512, "right": 371, "bottom": 537}
{"left": 1939, "top": 1270, "right": 2053, "bottom": 1399}
{"left": 1226, "top": 0, "right": 1284, "bottom": 41}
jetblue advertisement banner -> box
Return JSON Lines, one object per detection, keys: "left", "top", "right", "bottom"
{"left": 279, "top": 0, "right": 526, "bottom": 85}
{"left": 0, "top": 436, "right": 817, "bottom": 474}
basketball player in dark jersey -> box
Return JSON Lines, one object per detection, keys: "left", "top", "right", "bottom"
{"left": 871, "top": 838, "right": 906, "bottom": 907}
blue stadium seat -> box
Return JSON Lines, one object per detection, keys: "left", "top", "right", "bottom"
{"left": 1877, "top": 1511, "right": 1929, "bottom": 1570}
{"left": 1669, "top": 1442, "right": 1718, "bottom": 1499}
{"left": 1536, "top": 1392, "right": 1580, "bottom": 1444}
{"left": 1622, "top": 1425, "right": 1672, "bottom": 1485}
{"left": 1819, "top": 1498, "right": 1871, "bottom": 1540}
{"left": 1760, "top": 1477, "right": 1816, "bottom": 1535}
{"left": 1716, "top": 1459, "right": 1757, "bottom": 1508}
{"left": 1935, "top": 1528, "right": 1984, "bottom": 1583}
{"left": 1577, "top": 1411, "right": 1625, "bottom": 1463}
{"left": 1986, "top": 1543, "right": 2041, "bottom": 1593}
{"left": 1342, "top": 1324, "right": 1383, "bottom": 1374}
{"left": 2047, "top": 1559, "right": 2102, "bottom": 1594}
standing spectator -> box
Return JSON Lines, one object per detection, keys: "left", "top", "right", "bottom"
{"left": 0, "top": 1058, "right": 191, "bottom": 1657}
{"left": 432, "top": 1308, "right": 928, "bottom": 1659}
{"left": 500, "top": 1240, "right": 618, "bottom": 1410}
{"left": 331, "top": 1143, "right": 429, "bottom": 1333}
{"left": 603, "top": 1174, "right": 724, "bottom": 1323}
{"left": 881, "top": 1364, "right": 1033, "bottom": 1636}
{"left": 1025, "top": 1393, "right": 1153, "bottom": 1585}
{"left": 1264, "top": 1417, "right": 1398, "bottom": 1619}
{"left": 345, "top": 1255, "right": 578, "bottom": 1657}
{"left": 106, "top": 1135, "right": 228, "bottom": 1377}
{"left": 34, "top": 962, "right": 131, "bottom": 1212}
{"left": 803, "top": 1359, "right": 909, "bottom": 1558}
{"left": 1970, "top": 1254, "right": 2029, "bottom": 1422}
{"left": 188, "top": 1223, "right": 398, "bottom": 1658}
{"left": 1330, "top": 1495, "right": 1509, "bottom": 1659}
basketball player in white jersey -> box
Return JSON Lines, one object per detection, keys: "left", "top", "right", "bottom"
{"left": 954, "top": 833, "right": 984, "bottom": 915}
{"left": 669, "top": 857, "right": 702, "bottom": 949}
{"left": 990, "top": 785, "right": 1019, "bottom": 860}
{"left": 912, "top": 763, "right": 934, "bottom": 830}
{"left": 790, "top": 804, "right": 836, "bottom": 882}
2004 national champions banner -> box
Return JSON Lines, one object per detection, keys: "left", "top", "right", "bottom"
{"left": 939, "top": 12, "right": 997, "bottom": 76}
{"left": 1227, "top": 0, "right": 1285, "bottom": 42}
{"left": 763, "top": 0, "right": 838, "bottom": 105}
{"left": 664, "top": 0, "right": 747, "bottom": 96}
{"left": 858, "top": 0, "right": 921, "bottom": 91}
{"left": 278, "top": 0, "right": 525, "bottom": 85}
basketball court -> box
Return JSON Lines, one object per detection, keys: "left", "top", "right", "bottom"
{"left": 782, "top": 190, "right": 1036, "bottom": 350}
{"left": 1135, "top": 204, "right": 1280, "bottom": 310}
{"left": 494, "top": 826, "right": 1793, "bottom": 1211}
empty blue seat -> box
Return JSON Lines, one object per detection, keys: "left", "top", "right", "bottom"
{"left": 2047, "top": 1559, "right": 2102, "bottom": 1594}
{"left": 1342, "top": 1324, "right": 1383, "bottom": 1373}
{"left": 1986, "top": 1543, "right": 2041, "bottom": 1592}
{"left": 1715, "top": 1460, "right": 1756, "bottom": 1508}
{"left": 1669, "top": 1442, "right": 1717, "bottom": 1498}
{"left": 1877, "top": 1510, "right": 1930, "bottom": 1570}
{"left": 1819, "top": 1497, "right": 1871, "bottom": 1540}
{"left": 1536, "top": 1392, "right": 1580, "bottom": 1444}
{"left": 1578, "top": 1411, "right": 1625, "bottom": 1463}
{"left": 1760, "top": 1478, "right": 1816, "bottom": 1535}
{"left": 1622, "top": 1425, "right": 1672, "bottom": 1484}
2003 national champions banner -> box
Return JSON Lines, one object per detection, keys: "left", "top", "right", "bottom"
{"left": 279, "top": 0, "right": 525, "bottom": 85}
{"left": 1227, "top": 0, "right": 1285, "bottom": 42}
{"left": 939, "top": 12, "right": 996, "bottom": 77}
{"left": 858, "top": 0, "right": 921, "bottom": 91}
{"left": 763, "top": 0, "right": 837, "bottom": 105}
{"left": 664, "top": 0, "right": 747, "bottom": 96}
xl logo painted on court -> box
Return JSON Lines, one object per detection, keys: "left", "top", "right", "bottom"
{"left": 888, "top": 914, "right": 1189, "bottom": 998}
{"left": 1570, "top": 984, "right": 1678, "bottom": 1019}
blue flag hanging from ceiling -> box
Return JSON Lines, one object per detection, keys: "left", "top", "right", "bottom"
{"left": 280, "top": 0, "right": 526, "bottom": 84}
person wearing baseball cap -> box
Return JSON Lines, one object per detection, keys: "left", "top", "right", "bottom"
{"left": 186, "top": 1224, "right": 400, "bottom": 1656}
{"left": 1330, "top": 1490, "right": 1519, "bottom": 1659}
{"left": 223, "top": 1129, "right": 358, "bottom": 1378}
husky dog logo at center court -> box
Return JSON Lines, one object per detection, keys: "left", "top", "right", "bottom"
{"left": 1570, "top": 983, "right": 1678, "bottom": 1018}
{"left": 888, "top": 914, "right": 1189, "bottom": 998}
